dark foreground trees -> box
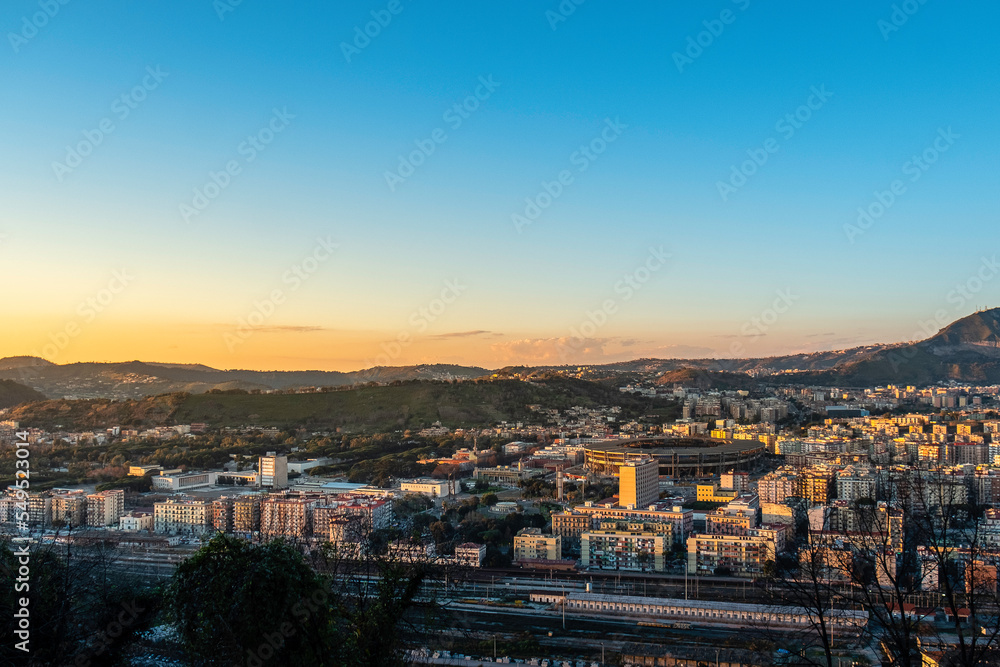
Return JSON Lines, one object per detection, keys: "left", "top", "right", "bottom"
{"left": 0, "top": 535, "right": 162, "bottom": 666}
{"left": 168, "top": 534, "right": 427, "bottom": 667}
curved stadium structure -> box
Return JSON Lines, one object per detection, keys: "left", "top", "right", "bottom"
{"left": 584, "top": 438, "right": 764, "bottom": 478}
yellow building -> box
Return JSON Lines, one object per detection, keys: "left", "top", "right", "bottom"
{"left": 513, "top": 528, "right": 562, "bottom": 561}
{"left": 619, "top": 459, "right": 659, "bottom": 508}
{"left": 696, "top": 483, "right": 738, "bottom": 503}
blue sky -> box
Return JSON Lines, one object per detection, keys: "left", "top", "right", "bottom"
{"left": 2, "top": 0, "right": 998, "bottom": 370}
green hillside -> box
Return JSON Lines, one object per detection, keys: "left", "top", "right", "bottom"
{"left": 0, "top": 380, "right": 47, "bottom": 410}
{"left": 8, "top": 377, "right": 664, "bottom": 432}
{"left": 6, "top": 393, "right": 187, "bottom": 430}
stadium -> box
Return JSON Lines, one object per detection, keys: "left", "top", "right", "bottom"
{"left": 583, "top": 438, "right": 765, "bottom": 478}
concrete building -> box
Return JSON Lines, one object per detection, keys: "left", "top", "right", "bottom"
{"left": 259, "top": 452, "right": 289, "bottom": 490}
{"left": 151, "top": 471, "right": 218, "bottom": 492}
{"left": 400, "top": 479, "right": 450, "bottom": 498}
{"left": 619, "top": 458, "right": 659, "bottom": 509}
{"left": 86, "top": 490, "right": 124, "bottom": 527}
{"left": 513, "top": 528, "right": 562, "bottom": 561}
{"left": 474, "top": 465, "right": 543, "bottom": 486}
{"left": 216, "top": 471, "right": 259, "bottom": 487}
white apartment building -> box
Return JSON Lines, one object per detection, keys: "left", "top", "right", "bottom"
{"left": 154, "top": 498, "right": 213, "bottom": 535}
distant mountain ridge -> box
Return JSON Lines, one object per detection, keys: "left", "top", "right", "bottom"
{"left": 0, "top": 359, "right": 491, "bottom": 400}
{"left": 3, "top": 308, "right": 999, "bottom": 398}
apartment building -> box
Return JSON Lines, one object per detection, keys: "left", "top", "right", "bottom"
{"left": 581, "top": 529, "right": 670, "bottom": 572}
{"left": 212, "top": 497, "right": 234, "bottom": 533}
{"left": 455, "top": 542, "right": 487, "bottom": 568}
{"left": 687, "top": 529, "right": 780, "bottom": 578}
{"left": 551, "top": 510, "right": 594, "bottom": 548}
{"left": 721, "top": 471, "right": 750, "bottom": 493}
{"left": 154, "top": 498, "right": 212, "bottom": 535}
{"left": 706, "top": 509, "right": 756, "bottom": 536}
{"left": 757, "top": 470, "right": 799, "bottom": 504}
{"left": 836, "top": 467, "right": 877, "bottom": 502}
{"left": 51, "top": 491, "right": 87, "bottom": 527}
{"left": 27, "top": 494, "right": 52, "bottom": 527}
{"left": 312, "top": 496, "right": 391, "bottom": 538}
{"left": 574, "top": 503, "right": 693, "bottom": 545}
{"left": 233, "top": 495, "right": 263, "bottom": 534}
{"left": 513, "top": 528, "right": 562, "bottom": 561}
{"left": 261, "top": 496, "right": 316, "bottom": 538}
{"left": 86, "top": 489, "right": 124, "bottom": 527}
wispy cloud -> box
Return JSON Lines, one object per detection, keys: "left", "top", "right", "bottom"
{"left": 429, "top": 330, "right": 501, "bottom": 340}
{"left": 254, "top": 325, "right": 328, "bottom": 334}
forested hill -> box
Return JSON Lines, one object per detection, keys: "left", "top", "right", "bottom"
{"left": 6, "top": 377, "right": 675, "bottom": 432}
